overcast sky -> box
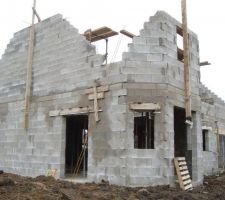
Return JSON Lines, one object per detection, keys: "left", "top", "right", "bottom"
{"left": 0, "top": 0, "right": 224, "bottom": 100}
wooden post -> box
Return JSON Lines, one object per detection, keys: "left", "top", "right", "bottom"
{"left": 93, "top": 86, "right": 100, "bottom": 122}
{"left": 216, "top": 122, "right": 220, "bottom": 154}
{"left": 24, "top": 0, "right": 36, "bottom": 129}
{"left": 181, "top": 0, "right": 192, "bottom": 119}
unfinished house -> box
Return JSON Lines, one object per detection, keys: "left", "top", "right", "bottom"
{"left": 1, "top": 10, "right": 225, "bottom": 187}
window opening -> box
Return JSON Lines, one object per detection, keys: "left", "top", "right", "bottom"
{"left": 134, "top": 112, "right": 154, "bottom": 149}
{"left": 176, "top": 26, "right": 184, "bottom": 62}
{"left": 202, "top": 129, "right": 209, "bottom": 151}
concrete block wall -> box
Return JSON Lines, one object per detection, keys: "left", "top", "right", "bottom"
{"left": 0, "top": 14, "right": 105, "bottom": 102}
{"left": 115, "top": 11, "right": 202, "bottom": 186}
{"left": 122, "top": 11, "right": 200, "bottom": 95}
{"left": 0, "top": 14, "right": 107, "bottom": 177}
{"left": 123, "top": 84, "right": 173, "bottom": 186}
{"left": 200, "top": 84, "right": 225, "bottom": 174}
{"left": 1, "top": 10, "right": 225, "bottom": 188}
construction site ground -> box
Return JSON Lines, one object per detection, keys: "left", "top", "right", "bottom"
{"left": 1, "top": 172, "right": 225, "bottom": 200}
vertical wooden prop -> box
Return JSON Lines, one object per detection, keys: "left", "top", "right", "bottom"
{"left": 181, "top": 0, "right": 192, "bottom": 119}
{"left": 24, "top": 0, "right": 36, "bottom": 129}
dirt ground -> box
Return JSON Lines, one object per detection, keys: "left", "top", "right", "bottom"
{"left": 1, "top": 172, "right": 225, "bottom": 200}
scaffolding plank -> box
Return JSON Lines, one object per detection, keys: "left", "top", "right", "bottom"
{"left": 83, "top": 26, "right": 118, "bottom": 42}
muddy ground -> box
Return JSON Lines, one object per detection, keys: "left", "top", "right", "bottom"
{"left": 1, "top": 172, "right": 225, "bottom": 200}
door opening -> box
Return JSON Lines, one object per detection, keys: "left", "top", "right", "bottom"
{"left": 174, "top": 106, "right": 192, "bottom": 176}
{"left": 174, "top": 107, "right": 187, "bottom": 157}
{"left": 65, "top": 115, "right": 88, "bottom": 177}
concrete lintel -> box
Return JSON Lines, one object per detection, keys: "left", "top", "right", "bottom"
{"left": 129, "top": 102, "right": 161, "bottom": 111}
{"left": 202, "top": 126, "right": 212, "bottom": 131}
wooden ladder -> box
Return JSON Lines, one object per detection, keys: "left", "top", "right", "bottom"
{"left": 174, "top": 157, "right": 193, "bottom": 191}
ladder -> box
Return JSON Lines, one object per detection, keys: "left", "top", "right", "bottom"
{"left": 174, "top": 157, "right": 193, "bottom": 191}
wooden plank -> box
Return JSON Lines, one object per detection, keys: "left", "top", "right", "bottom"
{"left": 88, "top": 92, "right": 104, "bottom": 100}
{"left": 120, "top": 30, "right": 136, "bottom": 38}
{"left": 24, "top": 0, "right": 36, "bottom": 129}
{"left": 199, "top": 61, "right": 211, "bottom": 66}
{"left": 83, "top": 27, "right": 118, "bottom": 42}
{"left": 89, "top": 26, "right": 111, "bottom": 35}
{"left": 179, "top": 165, "right": 188, "bottom": 170}
{"left": 183, "top": 179, "right": 191, "bottom": 185}
{"left": 91, "top": 31, "right": 118, "bottom": 42}
{"left": 49, "top": 107, "right": 102, "bottom": 117}
{"left": 182, "top": 174, "right": 190, "bottom": 180}
{"left": 177, "top": 157, "right": 185, "bottom": 161}
{"left": 181, "top": 0, "right": 192, "bottom": 119}
{"left": 174, "top": 158, "right": 185, "bottom": 190}
{"left": 60, "top": 108, "right": 89, "bottom": 116}
{"left": 129, "top": 103, "right": 160, "bottom": 111}
{"left": 85, "top": 85, "right": 109, "bottom": 94}
{"left": 216, "top": 123, "right": 220, "bottom": 154}
{"left": 93, "top": 86, "right": 100, "bottom": 122}
{"left": 180, "top": 170, "right": 189, "bottom": 176}
{"left": 184, "top": 184, "right": 193, "bottom": 190}
{"left": 178, "top": 161, "right": 187, "bottom": 166}
{"left": 49, "top": 107, "right": 90, "bottom": 117}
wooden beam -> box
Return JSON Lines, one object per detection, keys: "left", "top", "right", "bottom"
{"left": 49, "top": 106, "right": 102, "bottom": 117}
{"left": 200, "top": 61, "right": 211, "bottom": 66}
{"left": 120, "top": 30, "right": 136, "bottom": 38}
{"left": 129, "top": 103, "right": 160, "bottom": 111}
{"left": 93, "top": 86, "right": 100, "bottom": 122}
{"left": 216, "top": 122, "right": 220, "bottom": 154}
{"left": 88, "top": 92, "right": 104, "bottom": 100}
{"left": 181, "top": 0, "right": 192, "bottom": 119}
{"left": 85, "top": 85, "right": 109, "bottom": 94}
{"left": 24, "top": 0, "right": 36, "bottom": 129}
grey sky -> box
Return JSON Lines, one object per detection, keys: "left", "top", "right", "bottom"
{"left": 0, "top": 0, "right": 224, "bottom": 100}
